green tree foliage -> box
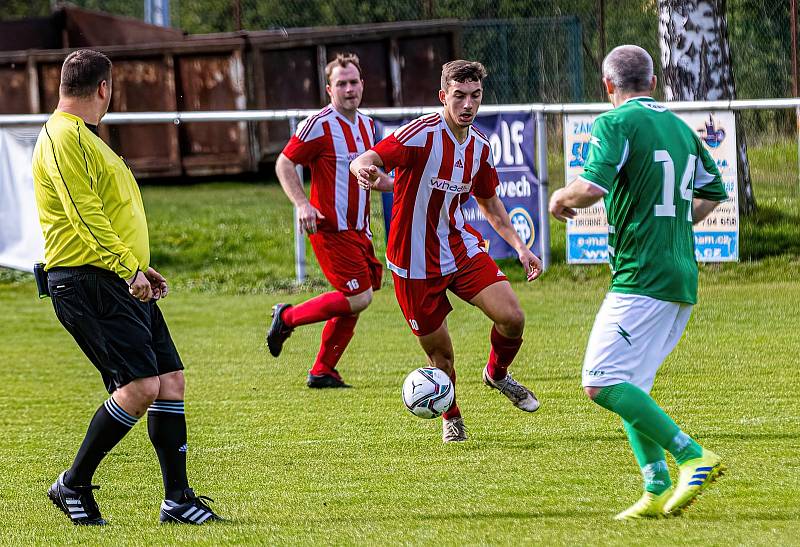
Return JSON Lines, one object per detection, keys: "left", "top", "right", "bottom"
{"left": 0, "top": 0, "right": 49, "bottom": 19}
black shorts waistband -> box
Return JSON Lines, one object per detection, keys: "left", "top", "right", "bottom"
{"left": 47, "top": 265, "right": 122, "bottom": 283}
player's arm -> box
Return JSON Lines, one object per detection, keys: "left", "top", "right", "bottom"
{"left": 692, "top": 198, "right": 721, "bottom": 224}
{"left": 354, "top": 133, "right": 413, "bottom": 190}
{"left": 691, "top": 143, "right": 728, "bottom": 224}
{"left": 350, "top": 150, "right": 385, "bottom": 189}
{"left": 475, "top": 194, "right": 542, "bottom": 282}
{"left": 372, "top": 170, "right": 394, "bottom": 192}
{"left": 275, "top": 152, "right": 325, "bottom": 234}
{"left": 45, "top": 134, "right": 147, "bottom": 296}
{"left": 472, "top": 147, "right": 542, "bottom": 281}
{"left": 548, "top": 177, "right": 607, "bottom": 221}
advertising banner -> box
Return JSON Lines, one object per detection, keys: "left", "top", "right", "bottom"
{"left": 0, "top": 128, "right": 45, "bottom": 272}
{"left": 378, "top": 112, "right": 543, "bottom": 260}
{"left": 563, "top": 109, "right": 739, "bottom": 263}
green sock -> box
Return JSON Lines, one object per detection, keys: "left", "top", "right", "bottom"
{"left": 665, "top": 430, "right": 704, "bottom": 465}
{"left": 623, "top": 420, "right": 672, "bottom": 494}
{"left": 594, "top": 383, "right": 703, "bottom": 465}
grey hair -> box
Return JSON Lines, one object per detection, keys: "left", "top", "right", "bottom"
{"left": 602, "top": 45, "right": 654, "bottom": 92}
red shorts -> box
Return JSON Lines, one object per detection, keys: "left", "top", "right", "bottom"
{"left": 309, "top": 230, "right": 383, "bottom": 296}
{"left": 392, "top": 251, "right": 507, "bottom": 336}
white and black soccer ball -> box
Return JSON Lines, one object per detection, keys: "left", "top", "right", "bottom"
{"left": 401, "top": 367, "right": 454, "bottom": 419}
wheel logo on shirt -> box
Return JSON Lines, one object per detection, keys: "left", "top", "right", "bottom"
{"left": 508, "top": 207, "right": 535, "bottom": 249}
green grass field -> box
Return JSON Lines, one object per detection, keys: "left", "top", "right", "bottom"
{"left": 1, "top": 141, "right": 799, "bottom": 544}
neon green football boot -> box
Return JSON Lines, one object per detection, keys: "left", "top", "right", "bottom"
{"left": 664, "top": 449, "right": 725, "bottom": 516}
{"left": 614, "top": 489, "right": 671, "bottom": 520}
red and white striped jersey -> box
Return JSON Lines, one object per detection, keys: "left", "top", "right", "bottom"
{"left": 372, "top": 112, "right": 500, "bottom": 279}
{"left": 281, "top": 105, "right": 376, "bottom": 232}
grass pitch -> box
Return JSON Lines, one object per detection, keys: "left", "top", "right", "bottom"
{"left": 2, "top": 275, "right": 798, "bottom": 545}
{"left": 1, "top": 141, "right": 799, "bottom": 544}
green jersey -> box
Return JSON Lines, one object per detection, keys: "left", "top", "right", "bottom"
{"left": 580, "top": 97, "right": 728, "bottom": 304}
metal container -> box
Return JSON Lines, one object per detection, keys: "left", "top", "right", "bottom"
{"left": 247, "top": 21, "right": 460, "bottom": 163}
{"left": 172, "top": 37, "right": 251, "bottom": 176}
{"left": 0, "top": 15, "right": 460, "bottom": 178}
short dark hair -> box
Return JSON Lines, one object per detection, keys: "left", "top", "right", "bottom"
{"left": 325, "top": 52, "right": 362, "bottom": 84}
{"left": 60, "top": 49, "right": 112, "bottom": 98}
{"left": 441, "top": 60, "right": 487, "bottom": 91}
{"left": 602, "top": 45, "right": 654, "bottom": 93}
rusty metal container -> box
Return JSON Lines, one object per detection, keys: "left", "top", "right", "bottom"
{"left": 0, "top": 39, "right": 251, "bottom": 178}
{"left": 0, "top": 14, "right": 460, "bottom": 178}
{"left": 106, "top": 53, "right": 181, "bottom": 177}
{"left": 17, "top": 47, "right": 185, "bottom": 177}
{"left": 0, "top": 56, "right": 31, "bottom": 114}
{"left": 247, "top": 21, "right": 460, "bottom": 162}
{"left": 172, "top": 36, "right": 252, "bottom": 176}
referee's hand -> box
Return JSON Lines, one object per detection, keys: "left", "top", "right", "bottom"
{"left": 127, "top": 271, "right": 153, "bottom": 302}
{"left": 144, "top": 267, "right": 169, "bottom": 300}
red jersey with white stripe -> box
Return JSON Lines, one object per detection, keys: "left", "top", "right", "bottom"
{"left": 282, "top": 105, "right": 376, "bottom": 232}
{"left": 371, "top": 112, "right": 500, "bottom": 279}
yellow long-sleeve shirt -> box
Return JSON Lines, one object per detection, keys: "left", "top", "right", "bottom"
{"left": 32, "top": 110, "right": 149, "bottom": 279}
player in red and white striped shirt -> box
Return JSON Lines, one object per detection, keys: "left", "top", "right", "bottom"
{"left": 268, "top": 53, "right": 392, "bottom": 389}
{"left": 351, "top": 60, "right": 543, "bottom": 442}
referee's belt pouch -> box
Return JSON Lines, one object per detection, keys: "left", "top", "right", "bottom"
{"left": 34, "top": 262, "right": 50, "bottom": 299}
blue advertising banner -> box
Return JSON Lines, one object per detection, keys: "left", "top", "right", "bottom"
{"left": 375, "top": 112, "right": 542, "bottom": 260}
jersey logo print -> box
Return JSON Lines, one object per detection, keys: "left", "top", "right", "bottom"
{"left": 590, "top": 135, "right": 602, "bottom": 148}
{"left": 616, "top": 323, "right": 632, "bottom": 346}
{"left": 455, "top": 158, "right": 463, "bottom": 168}
{"left": 429, "top": 178, "right": 472, "bottom": 193}
{"left": 642, "top": 101, "right": 667, "bottom": 112}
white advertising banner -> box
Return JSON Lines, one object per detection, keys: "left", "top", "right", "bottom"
{"left": 0, "top": 128, "right": 45, "bottom": 272}
{"left": 563, "top": 110, "right": 739, "bottom": 263}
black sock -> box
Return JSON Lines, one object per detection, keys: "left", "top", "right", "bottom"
{"left": 147, "top": 400, "right": 189, "bottom": 502}
{"left": 65, "top": 397, "right": 138, "bottom": 487}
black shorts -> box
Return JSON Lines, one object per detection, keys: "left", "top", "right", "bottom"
{"left": 48, "top": 265, "right": 184, "bottom": 394}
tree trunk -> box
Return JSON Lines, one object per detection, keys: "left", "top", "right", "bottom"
{"left": 658, "top": 0, "right": 756, "bottom": 214}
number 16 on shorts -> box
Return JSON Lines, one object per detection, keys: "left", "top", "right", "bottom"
{"left": 346, "top": 279, "right": 360, "bottom": 292}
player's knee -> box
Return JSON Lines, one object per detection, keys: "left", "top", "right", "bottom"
{"left": 123, "top": 376, "right": 161, "bottom": 410}
{"left": 347, "top": 288, "right": 373, "bottom": 313}
{"left": 584, "top": 386, "right": 602, "bottom": 400}
{"left": 158, "top": 370, "right": 185, "bottom": 399}
{"left": 498, "top": 307, "right": 525, "bottom": 338}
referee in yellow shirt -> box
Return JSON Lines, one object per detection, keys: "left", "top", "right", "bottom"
{"left": 32, "top": 49, "right": 222, "bottom": 526}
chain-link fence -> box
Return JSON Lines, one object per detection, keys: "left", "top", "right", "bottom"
{"left": 462, "top": 17, "right": 585, "bottom": 104}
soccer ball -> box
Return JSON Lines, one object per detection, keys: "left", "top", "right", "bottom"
{"left": 401, "top": 367, "right": 454, "bottom": 419}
